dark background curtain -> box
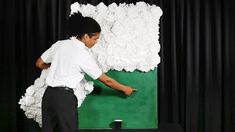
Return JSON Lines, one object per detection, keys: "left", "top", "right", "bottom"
{"left": 159, "top": 0, "right": 235, "bottom": 132}
{"left": 0, "top": 0, "right": 235, "bottom": 132}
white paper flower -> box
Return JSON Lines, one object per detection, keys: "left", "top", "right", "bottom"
{"left": 108, "top": 3, "right": 118, "bottom": 12}
{"left": 127, "top": 5, "right": 139, "bottom": 19}
{"left": 115, "top": 6, "right": 126, "bottom": 20}
{"left": 70, "top": 2, "right": 80, "bottom": 15}
{"left": 39, "top": 69, "right": 49, "bottom": 79}
{"left": 73, "top": 78, "right": 95, "bottom": 108}
{"left": 95, "top": 3, "right": 108, "bottom": 22}
{"left": 24, "top": 96, "right": 35, "bottom": 105}
{"left": 25, "top": 111, "right": 35, "bottom": 119}
{"left": 34, "top": 78, "right": 45, "bottom": 88}
{"left": 80, "top": 4, "right": 96, "bottom": 17}
{"left": 25, "top": 86, "right": 35, "bottom": 96}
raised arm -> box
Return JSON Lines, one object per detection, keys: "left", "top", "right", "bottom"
{"left": 98, "top": 73, "right": 136, "bottom": 96}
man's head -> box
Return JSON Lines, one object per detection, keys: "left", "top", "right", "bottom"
{"left": 66, "top": 12, "right": 101, "bottom": 48}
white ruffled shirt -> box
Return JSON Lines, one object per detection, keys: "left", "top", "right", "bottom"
{"left": 41, "top": 37, "right": 102, "bottom": 89}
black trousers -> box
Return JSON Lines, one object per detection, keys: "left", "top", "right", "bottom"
{"left": 42, "top": 86, "right": 78, "bottom": 132}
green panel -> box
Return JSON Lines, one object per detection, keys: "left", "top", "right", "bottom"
{"left": 78, "top": 68, "right": 158, "bottom": 129}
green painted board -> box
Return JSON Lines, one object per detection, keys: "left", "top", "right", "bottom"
{"left": 78, "top": 68, "right": 158, "bottom": 129}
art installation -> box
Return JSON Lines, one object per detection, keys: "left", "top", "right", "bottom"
{"left": 19, "top": 2, "right": 162, "bottom": 127}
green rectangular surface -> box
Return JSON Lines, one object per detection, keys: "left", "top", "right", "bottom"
{"left": 78, "top": 68, "right": 158, "bottom": 129}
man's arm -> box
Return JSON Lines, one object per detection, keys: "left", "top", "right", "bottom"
{"left": 35, "top": 57, "right": 50, "bottom": 70}
{"left": 98, "top": 73, "right": 136, "bottom": 96}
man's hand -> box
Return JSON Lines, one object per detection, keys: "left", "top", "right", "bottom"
{"left": 123, "top": 86, "right": 136, "bottom": 96}
{"left": 35, "top": 57, "right": 50, "bottom": 70}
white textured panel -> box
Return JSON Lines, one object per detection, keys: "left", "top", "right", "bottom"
{"left": 71, "top": 2, "right": 162, "bottom": 72}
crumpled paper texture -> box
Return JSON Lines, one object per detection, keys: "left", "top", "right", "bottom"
{"left": 71, "top": 2, "right": 162, "bottom": 72}
{"left": 19, "top": 69, "right": 94, "bottom": 127}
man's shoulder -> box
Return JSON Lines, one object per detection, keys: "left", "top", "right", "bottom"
{"left": 57, "top": 39, "right": 70, "bottom": 44}
{"left": 53, "top": 39, "right": 74, "bottom": 48}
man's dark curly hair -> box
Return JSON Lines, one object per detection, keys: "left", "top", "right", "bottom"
{"left": 66, "top": 11, "right": 101, "bottom": 38}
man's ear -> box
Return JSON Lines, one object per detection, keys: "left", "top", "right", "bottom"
{"left": 84, "top": 33, "right": 89, "bottom": 39}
